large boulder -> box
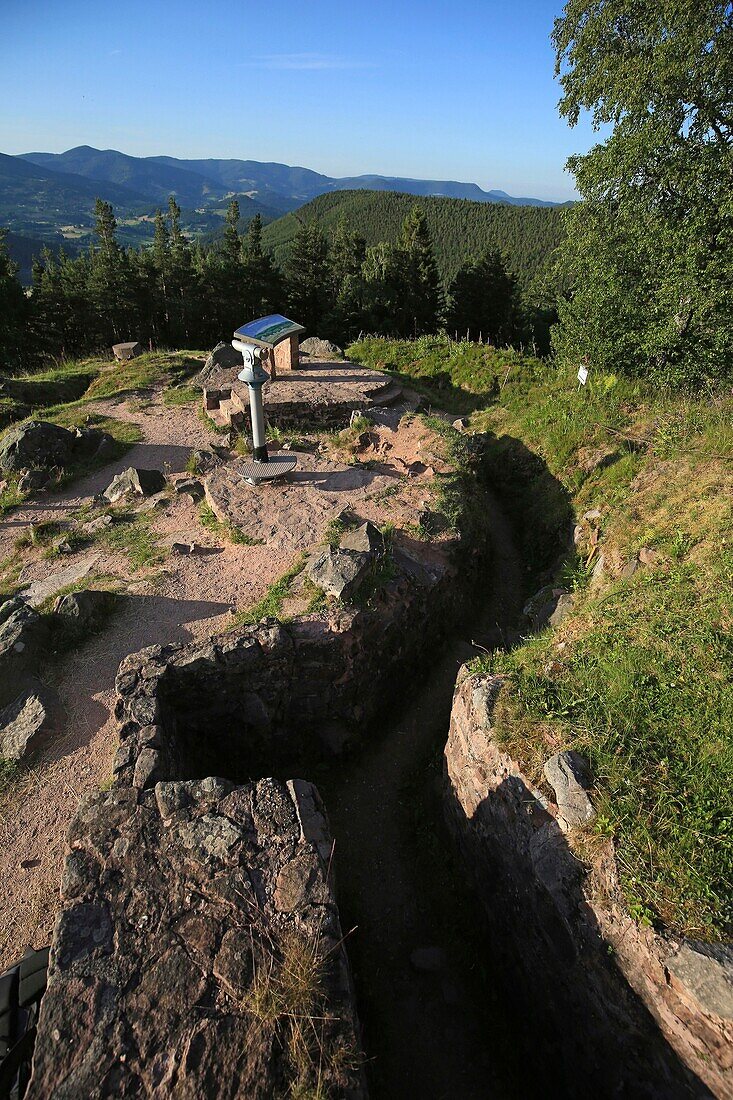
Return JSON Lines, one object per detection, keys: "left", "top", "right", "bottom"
{"left": 0, "top": 421, "right": 113, "bottom": 474}
{"left": 103, "top": 467, "right": 166, "bottom": 503}
{"left": 299, "top": 336, "right": 343, "bottom": 360}
{"left": 0, "top": 599, "right": 49, "bottom": 707}
{"left": 307, "top": 547, "right": 373, "bottom": 601}
{"left": 112, "top": 341, "right": 142, "bottom": 361}
{"left": 53, "top": 589, "right": 117, "bottom": 636}
{"left": 0, "top": 421, "right": 74, "bottom": 472}
{"left": 195, "top": 341, "right": 243, "bottom": 387}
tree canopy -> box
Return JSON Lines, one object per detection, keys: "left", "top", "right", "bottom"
{"left": 552, "top": 0, "right": 733, "bottom": 386}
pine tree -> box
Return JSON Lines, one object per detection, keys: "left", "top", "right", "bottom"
{"left": 241, "top": 214, "right": 283, "bottom": 319}
{"left": 397, "top": 205, "right": 442, "bottom": 335}
{"left": 285, "top": 223, "right": 330, "bottom": 333}
{"left": 446, "top": 250, "right": 519, "bottom": 344}
{"left": 87, "top": 199, "right": 136, "bottom": 344}
{"left": 0, "top": 229, "right": 29, "bottom": 370}
{"left": 166, "top": 196, "right": 196, "bottom": 344}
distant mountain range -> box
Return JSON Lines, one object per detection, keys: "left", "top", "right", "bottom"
{"left": 1, "top": 144, "right": 564, "bottom": 279}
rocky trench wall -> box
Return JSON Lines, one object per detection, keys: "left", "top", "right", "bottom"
{"left": 204, "top": 385, "right": 371, "bottom": 433}
{"left": 111, "top": 548, "right": 469, "bottom": 792}
{"left": 444, "top": 669, "right": 732, "bottom": 1100}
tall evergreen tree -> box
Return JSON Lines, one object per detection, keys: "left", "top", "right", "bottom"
{"left": 241, "top": 214, "right": 282, "bottom": 319}
{"left": 286, "top": 223, "right": 330, "bottom": 333}
{"left": 87, "top": 198, "right": 136, "bottom": 344}
{"left": 398, "top": 205, "right": 442, "bottom": 335}
{"left": 446, "top": 250, "right": 519, "bottom": 344}
{"left": 0, "top": 229, "right": 29, "bottom": 370}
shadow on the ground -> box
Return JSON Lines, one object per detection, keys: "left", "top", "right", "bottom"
{"left": 446, "top": 775, "right": 714, "bottom": 1099}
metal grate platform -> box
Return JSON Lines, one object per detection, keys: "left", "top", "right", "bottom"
{"left": 240, "top": 454, "right": 298, "bottom": 485}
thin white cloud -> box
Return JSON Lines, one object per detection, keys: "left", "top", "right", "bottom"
{"left": 245, "top": 53, "right": 375, "bottom": 71}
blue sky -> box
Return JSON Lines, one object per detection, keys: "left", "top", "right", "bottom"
{"left": 1, "top": 0, "right": 599, "bottom": 201}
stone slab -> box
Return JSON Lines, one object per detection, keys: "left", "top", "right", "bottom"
{"left": 22, "top": 554, "right": 101, "bottom": 608}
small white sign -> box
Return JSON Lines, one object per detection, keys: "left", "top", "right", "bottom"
{"left": 577, "top": 365, "right": 589, "bottom": 386}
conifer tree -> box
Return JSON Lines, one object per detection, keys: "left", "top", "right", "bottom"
{"left": 446, "top": 250, "right": 519, "bottom": 344}
{"left": 241, "top": 214, "right": 282, "bottom": 319}
{"left": 0, "top": 229, "right": 28, "bottom": 369}
{"left": 398, "top": 205, "right": 442, "bottom": 335}
{"left": 87, "top": 199, "right": 136, "bottom": 344}
{"left": 285, "top": 223, "right": 330, "bottom": 332}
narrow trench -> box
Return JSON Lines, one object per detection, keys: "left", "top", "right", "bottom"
{"left": 314, "top": 485, "right": 533, "bottom": 1099}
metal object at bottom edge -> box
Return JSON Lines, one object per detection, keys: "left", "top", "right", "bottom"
{"left": 240, "top": 454, "right": 298, "bottom": 485}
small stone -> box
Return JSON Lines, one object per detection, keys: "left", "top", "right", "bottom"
{"left": 340, "top": 520, "right": 385, "bottom": 555}
{"left": 0, "top": 687, "right": 52, "bottom": 761}
{"left": 174, "top": 478, "right": 204, "bottom": 502}
{"left": 666, "top": 943, "right": 733, "bottom": 1019}
{"left": 548, "top": 593, "right": 574, "bottom": 627}
{"left": 307, "top": 547, "right": 373, "bottom": 601}
{"left": 452, "top": 417, "right": 469, "bottom": 431}
{"left": 132, "top": 747, "right": 160, "bottom": 789}
{"left": 543, "top": 751, "right": 595, "bottom": 827}
{"left": 621, "top": 557, "right": 640, "bottom": 578}
{"left": 638, "top": 546, "right": 662, "bottom": 566}
{"left": 82, "top": 514, "right": 113, "bottom": 534}
{"left": 155, "top": 780, "right": 191, "bottom": 818}
{"left": 18, "top": 467, "right": 52, "bottom": 492}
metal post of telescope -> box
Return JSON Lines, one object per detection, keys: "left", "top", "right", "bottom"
{"left": 232, "top": 338, "right": 297, "bottom": 485}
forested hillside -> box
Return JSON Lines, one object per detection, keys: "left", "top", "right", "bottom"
{"left": 262, "top": 191, "right": 564, "bottom": 290}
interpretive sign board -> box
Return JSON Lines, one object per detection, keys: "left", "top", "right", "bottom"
{"left": 233, "top": 314, "right": 305, "bottom": 349}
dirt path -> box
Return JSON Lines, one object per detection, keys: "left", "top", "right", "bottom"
{"left": 318, "top": 484, "right": 530, "bottom": 1099}
{"left": 0, "top": 393, "right": 292, "bottom": 968}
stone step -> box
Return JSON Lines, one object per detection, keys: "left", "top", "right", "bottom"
{"left": 369, "top": 381, "right": 404, "bottom": 407}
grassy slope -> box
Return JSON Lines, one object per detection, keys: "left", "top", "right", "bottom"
{"left": 348, "top": 335, "right": 733, "bottom": 941}
{"left": 0, "top": 351, "right": 203, "bottom": 515}
{"left": 262, "top": 190, "right": 563, "bottom": 290}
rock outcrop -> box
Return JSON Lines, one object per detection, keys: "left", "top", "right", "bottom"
{"left": 444, "top": 668, "right": 732, "bottom": 1098}
{"left": 28, "top": 777, "right": 364, "bottom": 1099}
{"left": 102, "top": 466, "right": 166, "bottom": 503}
{"left": 0, "top": 421, "right": 113, "bottom": 474}
{"left": 0, "top": 598, "right": 49, "bottom": 708}
{"left": 0, "top": 683, "right": 53, "bottom": 762}
{"left": 53, "top": 590, "right": 117, "bottom": 637}
{"left": 299, "top": 336, "right": 344, "bottom": 360}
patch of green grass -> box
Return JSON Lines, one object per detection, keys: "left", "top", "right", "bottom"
{"left": 198, "top": 502, "right": 262, "bottom": 546}
{"left": 162, "top": 385, "right": 200, "bottom": 407}
{"left": 14, "top": 521, "right": 65, "bottom": 551}
{"left": 0, "top": 478, "right": 26, "bottom": 516}
{"left": 0, "top": 757, "right": 20, "bottom": 796}
{"left": 233, "top": 556, "right": 308, "bottom": 625}
{"left": 98, "top": 512, "right": 162, "bottom": 570}
{"left": 483, "top": 556, "right": 733, "bottom": 939}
